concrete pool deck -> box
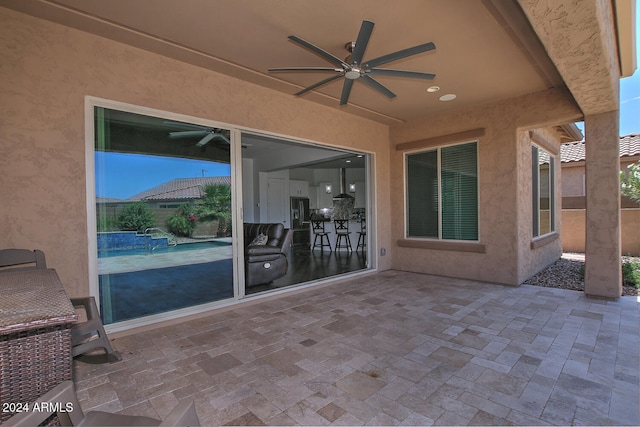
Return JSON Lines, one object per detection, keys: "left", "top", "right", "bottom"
{"left": 98, "top": 240, "right": 233, "bottom": 274}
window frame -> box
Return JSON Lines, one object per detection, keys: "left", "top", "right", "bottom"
{"left": 404, "top": 140, "right": 480, "bottom": 242}
{"left": 531, "top": 144, "right": 556, "bottom": 238}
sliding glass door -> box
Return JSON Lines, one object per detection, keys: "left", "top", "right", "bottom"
{"left": 94, "top": 106, "right": 234, "bottom": 324}
{"left": 90, "top": 101, "right": 374, "bottom": 328}
{"left": 240, "top": 132, "right": 371, "bottom": 295}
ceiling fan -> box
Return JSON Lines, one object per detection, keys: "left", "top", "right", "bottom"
{"left": 269, "top": 20, "right": 436, "bottom": 105}
{"left": 166, "top": 121, "right": 230, "bottom": 147}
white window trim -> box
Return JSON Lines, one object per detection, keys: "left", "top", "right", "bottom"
{"left": 532, "top": 143, "right": 556, "bottom": 239}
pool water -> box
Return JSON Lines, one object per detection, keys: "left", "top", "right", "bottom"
{"left": 98, "top": 240, "right": 231, "bottom": 258}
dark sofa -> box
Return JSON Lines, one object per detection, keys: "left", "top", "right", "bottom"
{"left": 243, "top": 223, "right": 293, "bottom": 287}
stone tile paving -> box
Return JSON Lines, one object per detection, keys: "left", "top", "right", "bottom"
{"left": 74, "top": 270, "right": 640, "bottom": 426}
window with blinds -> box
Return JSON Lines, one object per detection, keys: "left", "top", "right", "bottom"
{"left": 406, "top": 141, "right": 478, "bottom": 240}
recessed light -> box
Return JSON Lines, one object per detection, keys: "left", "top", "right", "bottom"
{"left": 346, "top": 160, "right": 352, "bottom": 163}
{"left": 427, "top": 86, "right": 440, "bottom": 93}
{"left": 439, "top": 94, "right": 456, "bottom": 101}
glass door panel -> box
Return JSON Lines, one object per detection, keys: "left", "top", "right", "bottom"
{"left": 240, "top": 132, "right": 371, "bottom": 295}
{"left": 94, "top": 107, "right": 234, "bottom": 324}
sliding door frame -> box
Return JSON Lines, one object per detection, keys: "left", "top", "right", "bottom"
{"left": 85, "top": 96, "right": 377, "bottom": 333}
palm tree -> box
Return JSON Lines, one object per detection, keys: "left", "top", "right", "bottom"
{"left": 197, "top": 183, "right": 232, "bottom": 236}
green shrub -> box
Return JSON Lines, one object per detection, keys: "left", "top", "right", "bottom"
{"left": 117, "top": 202, "right": 155, "bottom": 232}
{"left": 166, "top": 203, "right": 198, "bottom": 237}
{"left": 622, "top": 260, "right": 640, "bottom": 288}
{"left": 580, "top": 259, "right": 640, "bottom": 288}
{"left": 97, "top": 217, "right": 119, "bottom": 232}
{"left": 620, "top": 163, "right": 640, "bottom": 203}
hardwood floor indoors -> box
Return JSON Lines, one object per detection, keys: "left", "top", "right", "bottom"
{"left": 246, "top": 246, "right": 368, "bottom": 295}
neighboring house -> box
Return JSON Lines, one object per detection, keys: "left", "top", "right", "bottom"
{"left": 98, "top": 177, "right": 231, "bottom": 235}
{"left": 127, "top": 176, "right": 231, "bottom": 207}
{"left": 1, "top": 0, "right": 635, "bottom": 332}
{"left": 561, "top": 134, "right": 640, "bottom": 255}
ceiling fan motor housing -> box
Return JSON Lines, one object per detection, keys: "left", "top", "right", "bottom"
{"left": 345, "top": 68, "right": 361, "bottom": 79}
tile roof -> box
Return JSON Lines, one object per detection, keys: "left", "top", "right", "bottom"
{"left": 561, "top": 133, "right": 640, "bottom": 163}
{"left": 96, "top": 196, "right": 124, "bottom": 203}
{"left": 127, "top": 176, "right": 231, "bottom": 201}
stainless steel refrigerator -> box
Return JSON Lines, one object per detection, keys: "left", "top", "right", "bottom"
{"left": 290, "top": 197, "right": 310, "bottom": 247}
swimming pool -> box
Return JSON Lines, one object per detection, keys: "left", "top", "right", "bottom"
{"left": 98, "top": 240, "right": 231, "bottom": 258}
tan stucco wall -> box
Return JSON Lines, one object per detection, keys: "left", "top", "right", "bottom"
{"left": 562, "top": 164, "right": 586, "bottom": 197}
{"left": 520, "top": 0, "right": 620, "bottom": 115}
{"left": 562, "top": 210, "right": 587, "bottom": 253}
{"left": 390, "top": 90, "right": 578, "bottom": 286}
{"left": 517, "top": 127, "right": 563, "bottom": 283}
{"left": 584, "top": 111, "right": 622, "bottom": 297}
{"left": 563, "top": 209, "right": 640, "bottom": 256}
{"left": 563, "top": 158, "right": 638, "bottom": 198}
{"left": 0, "top": 8, "right": 391, "bottom": 297}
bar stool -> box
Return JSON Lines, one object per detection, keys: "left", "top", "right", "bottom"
{"left": 312, "top": 220, "right": 332, "bottom": 252}
{"left": 334, "top": 219, "right": 352, "bottom": 252}
{"left": 357, "top": 218, "right": 367, "bottom": 252}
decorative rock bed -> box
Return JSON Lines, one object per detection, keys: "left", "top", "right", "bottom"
{"left": 523, "top": 254, "right": 639, "bottom": 296}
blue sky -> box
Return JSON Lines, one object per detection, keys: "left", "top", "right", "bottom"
{"left": 619, "top": 5, "right": 640, "bottom": 137}
{"left": 95, "top": 153, "right": 230, "bottom": 199}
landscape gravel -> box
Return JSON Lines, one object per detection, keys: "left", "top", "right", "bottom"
{"left": 523, "top": 254, "right": 639, "bottom": 296}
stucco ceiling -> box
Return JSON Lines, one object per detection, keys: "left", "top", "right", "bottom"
{"left": 0, "top": 0, "right": 568, "bottom": 125}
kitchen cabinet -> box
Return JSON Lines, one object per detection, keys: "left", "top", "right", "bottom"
{"left": 354, "top": 181, "right": 366, "bottom": 208}
{"left": 309, "top": 186, "right": 318, "bottom": 209}
{"left": 318, "top": 182, "right": 334, "bottom": 208}
{"left": 289, "top": 179, "right": 309, "bottom": 197}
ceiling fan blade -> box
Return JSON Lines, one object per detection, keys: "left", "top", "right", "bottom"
{"left": 169, "top": 130, "right": 208, "bottom": 139}
{"left": 360, "top": 75, "right": 396, "bottom": 99}
{"left": 367, "top": 69, "right": 436, "bottom": 80}
{"left": 196, "top": 132, "right": 216, "bottom": 147}
{"left": 164, "top": 121, "right": 212, "bottom": 132}
{"left": 294, "top": 74, "right": 343, "bottom": 96}
{"left": 269, "top": 67, "right": 343, "bottom": 73}
{"left": 340, "top": 79, "right": 355, "bottom": 105}
{"left": 212, "top": 133, "right": 231, "bottom": 145}
{"left": 288, "top": 35, "right": 348, "bottom": 68}
{"left": 364, "top": 41, "right": 436, "bottom": 69}
{"left": 350, "top": 20, "right": 374, "bottom": 65}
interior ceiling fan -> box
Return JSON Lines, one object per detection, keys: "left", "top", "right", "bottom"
{"left": 166, "top": 121, "right": 231, "bottom": 147}
{"left": 269, "top": 19, "right": 436, "bottom": 106}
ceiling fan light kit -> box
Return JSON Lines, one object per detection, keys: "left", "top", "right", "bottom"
{"left": 269, "top": 19, "right": 436, "bottom": 106}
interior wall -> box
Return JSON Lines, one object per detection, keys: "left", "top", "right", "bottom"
{"left": 0, "top": 7, "right": 391, "bottom": 297}
{"left": 389, "top": 89, "right": 580, "bottom": 285}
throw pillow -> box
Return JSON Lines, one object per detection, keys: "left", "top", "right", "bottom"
{"left": 250, "top": 233, "right": 268, "bottom": 246}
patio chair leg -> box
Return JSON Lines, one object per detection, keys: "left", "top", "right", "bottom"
{"left": 71, "top": 296, "right": 122, "bottom": 364}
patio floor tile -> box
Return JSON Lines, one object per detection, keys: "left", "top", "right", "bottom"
{"left": 73, "top": 270, "right": 640, "bottom": 426}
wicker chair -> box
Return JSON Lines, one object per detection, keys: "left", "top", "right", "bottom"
{"left": 3, "top": 380, "right": 200, "bottom": 426}
{"left": 0, "top": 248, "right": 121, "bottom": 364}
